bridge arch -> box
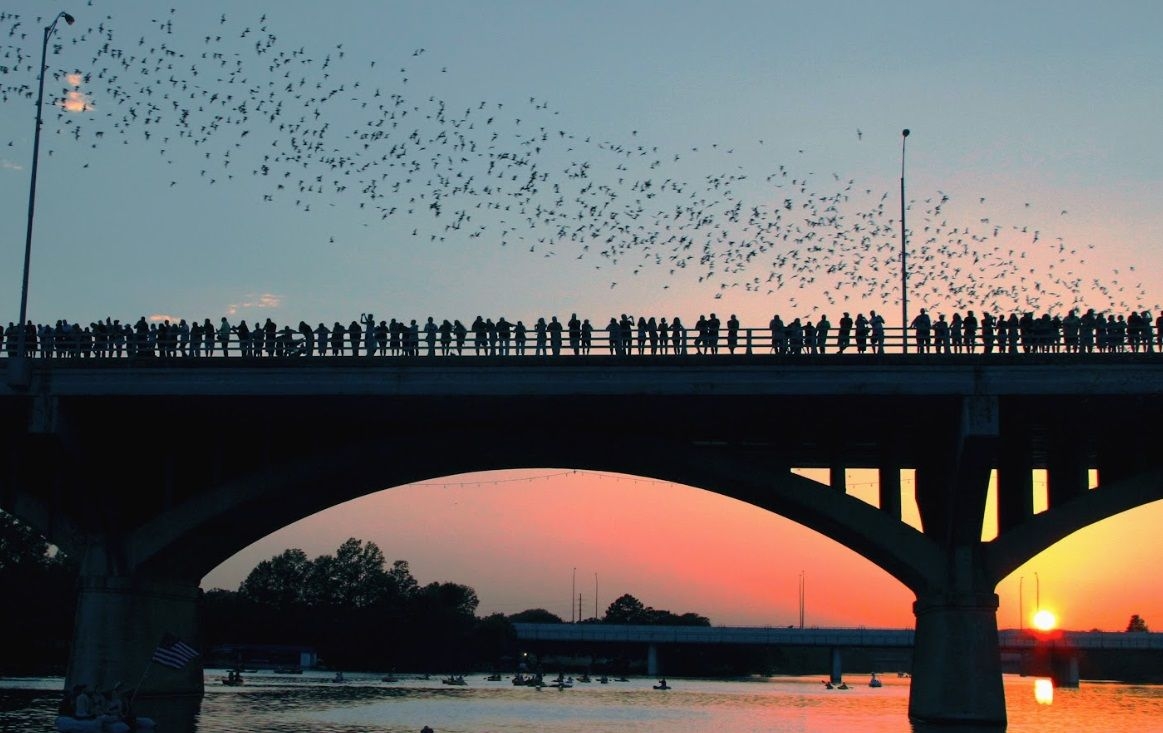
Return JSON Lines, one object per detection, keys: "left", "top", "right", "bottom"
{"left": 130, "top": 429, "right": 945, "bottom": 596}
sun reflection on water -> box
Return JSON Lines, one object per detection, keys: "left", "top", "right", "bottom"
{"left": 1034, "top": 678, "right": 1054, "bottom": 705}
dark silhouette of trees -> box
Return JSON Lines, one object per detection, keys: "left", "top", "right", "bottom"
{"left": 601, "top": 593, "right": 710, "bottom": 626}
{"left": 208, "top": 538, "right": 510, "bottom": 671}
{"left": 508, "top": 608, "right": 564, "bottom": 623}
{"left": 0, "top": 511, "right": 77, "bottom": 673}
{"left": 1127, "top": 614, "right": 1150, "bottom": 632}
{"left": 238, "top": 548, "right": 311, "bottom": 609}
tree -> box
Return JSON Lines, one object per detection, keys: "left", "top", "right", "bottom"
{"left": 0, "top": 511, "right": 78, "bottom": 673}
{"left": 0, "top": 510, "right": 68, "bottom": 571}
{"left": 1127, "top": 614, "right": 1150, "bottom": 632}
{"left": 508, "top": 608, "right": 564, "bottom": 623}
{"left": 323, "top": 538, "right": 392, "bottom": 608}
{"left": 604, "top": 594, "right": 648, "bottom": 624}
{"left": 238, "top": 548, "right": 311, "bottom": 609}
{"left": 603, "top": 593, "right": 712, "bottom": 626}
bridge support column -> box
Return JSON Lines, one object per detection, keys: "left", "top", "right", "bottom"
{"left": 66, "top": 574, "right": 203, "bottom": 698}
{"left": 830, "top": 647, "right": 842, "bottom": 685}
{"left": 647, "top": 644, "right": 659, "bottom": 677}
{"left": 1052, "top": 653, "right": 1080, "bottom": 688}
{"left": 908, "top": 591, "right": 1005, "bottom": 726}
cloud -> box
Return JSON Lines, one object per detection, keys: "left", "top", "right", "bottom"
{"left": 225, "top": 293, "right": 283, "bottom": 316}
{"left": 59, "top": 90, "right": 94, "bottom": 113}
{"left": 1, "top": 159, "right": 23, "bottom": 171}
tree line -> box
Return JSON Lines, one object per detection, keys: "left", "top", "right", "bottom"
{"left": 0, "top": 511, "right": 711, "bottom": 674}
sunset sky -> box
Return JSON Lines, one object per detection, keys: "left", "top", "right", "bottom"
{"left": 2, "top": 1, "right": 1161, "bottom": 631}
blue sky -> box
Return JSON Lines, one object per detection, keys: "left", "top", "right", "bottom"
{"left": 2, "top": 1, "right": 1161, "bottom": 626}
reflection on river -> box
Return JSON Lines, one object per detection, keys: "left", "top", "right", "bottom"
{"left": 3, "top": 670, "right": 1162, "bottom": 733}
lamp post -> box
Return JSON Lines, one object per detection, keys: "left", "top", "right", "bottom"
{"left": 899, "top": 128, "right": 910, "bottom": 354}
{"left": 798, "top": 571, "right": 805, "bottom": 629}
{"left": 8, "top": 10, "right": 74, "bottom": 389}
{"left": 1019, "top": 576, "right": 1024, "bottom": 631}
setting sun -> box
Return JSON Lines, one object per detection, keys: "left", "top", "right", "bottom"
{"left": 1033, "top": 609, "right": 1058, "bottom": 631}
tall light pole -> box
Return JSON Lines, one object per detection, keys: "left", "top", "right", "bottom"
{"left": 1019, "top": 576, "right": 1024, "bottom": 631}
{"left": 899, "top": 128, "right": 910, "bottom": 354}
{"left": 798, "top": 571, "right": 805, "bottom": 629}
{"left": 9, "top": 10, "right": 75, "bottom": 389}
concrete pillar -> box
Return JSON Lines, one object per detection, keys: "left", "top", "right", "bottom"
{"left": 878, "top": 465, "right": 902, "bottom": 520}
{"left": 997, "top": 437, "right": 1033, "bottom": 534}
{"left": 829, "top": 464, "right": 847, "bottom": 493}
{"left": 647, "top": 644, "right": 659, "bottom": 677}
{"left": 1051, "top": 651, "right": 1080, "bottom": 688}
{"left": 66, "top": 574, "right": 203, "bottom": 698}
{"left": 1047, "top": 435, "right": 1088, "bottom": 507}
{"left": 830, "top": 647, "right": 843, "bottom": 684}
{"left": 908, "top": 591, "right": 1006, "bottom": 726}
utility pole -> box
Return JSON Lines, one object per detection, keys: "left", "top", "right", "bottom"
{"left": 900, "top": 128, "right": 910, "bottom": 353}
{"left": 799, "top": 571, "right": 805, "bottom": 629}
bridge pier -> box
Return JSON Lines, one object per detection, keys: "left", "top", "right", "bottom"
{"left": 908, "top": 591, "right": 1005, "bottom": 726}
{"left": 647, "top": 644, "right": 659, "bottom": 677}
{"left": 829, "top": 647, "right": 843, "bottom": 685}
{"left": 66, "top": 574, "right": 203, "bottom": 698}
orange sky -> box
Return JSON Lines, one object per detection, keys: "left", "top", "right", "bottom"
{"left": 201, "top": 468, "right": 1163, "bottom": 632}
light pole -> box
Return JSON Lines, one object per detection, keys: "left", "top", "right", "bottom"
{"left": 798, "top": 571, "right": 805, "bottom": 629}
{"left": 1019, "top": 576, "right": 1024, "bottom": 631}
{"left": 9, "top": 10, "right": 75, "bottom": 389}
{"left": 899, "top": 128, "right": 910, "bottom": 354}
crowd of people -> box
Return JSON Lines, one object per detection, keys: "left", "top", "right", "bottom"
{"left": 3, "top": 308, "right": 1161, "bottom": 360}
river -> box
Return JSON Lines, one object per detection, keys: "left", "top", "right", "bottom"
{"left": 3, "top": 670, "right": 1162, "bottom": 733}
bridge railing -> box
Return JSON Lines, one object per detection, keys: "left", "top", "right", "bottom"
{"left": 4, "top": 323, "right": 1157, "bottom": 360}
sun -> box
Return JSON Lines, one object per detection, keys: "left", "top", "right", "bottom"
{"left": 1032, "top": 609, "right": 1058, "bottom": 631}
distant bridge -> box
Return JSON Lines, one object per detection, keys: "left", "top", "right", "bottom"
{"left": 512, "top": 623, "right": 1163, "bottom": 686}
{"left": 512, "top": 622, "right": 1163, "bottom": 651}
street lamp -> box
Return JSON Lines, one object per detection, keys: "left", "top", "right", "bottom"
{"left": 798, "top": 571, "right": 805, "bottom": 629}
{"left": 1019, "top": 576, "right": 1024, "bottom": 631}
{"left": 899, "top": 128, "right": 910, "bottom": 354}
{"left": 8, "top": 10, "right": 75, "bottom": 389}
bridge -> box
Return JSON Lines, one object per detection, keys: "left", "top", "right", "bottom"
{"left": 2, "top": 352, "right": 1162, "bottom": 726}
{"left": 511, "top": 622, "right": 1163, "bottom": 686}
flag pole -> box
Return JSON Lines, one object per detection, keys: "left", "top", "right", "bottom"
{"left": 129, "top": 658, "right": 154, "bottom": 711}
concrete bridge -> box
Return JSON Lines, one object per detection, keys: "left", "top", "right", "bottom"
{"left": 512, "top": 622, "right": 1163, "bottom": 686}
{"left": 2, "top": 352, "right": 1162, "bottom": 726}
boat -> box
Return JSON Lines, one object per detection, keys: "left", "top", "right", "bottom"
{"left": 381, "top": 674, "right": 400, "bottom": 683}
{"left": 653, "top": 679, "right": 671, "bottom": 690}
{"left": 484, "top": 673, "right": 503, "bottom": 681}
{"left": 54, "top": 715, "right": 156, "bottom": 733}
{"left": 221, "top": 669, "right": 245, "bottom": 686}
{"left": 331, "top": 671, "right": 346, "bottom": 683}
{"left": 441, "top": 675, "right": 467, "bottom": 686}
{"left": 869, "top": 673, "right": 883, "bottom": 688}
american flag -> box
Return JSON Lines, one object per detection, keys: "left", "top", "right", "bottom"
{"left": 151, "top": 633, "right": 199, "bottom": 670}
